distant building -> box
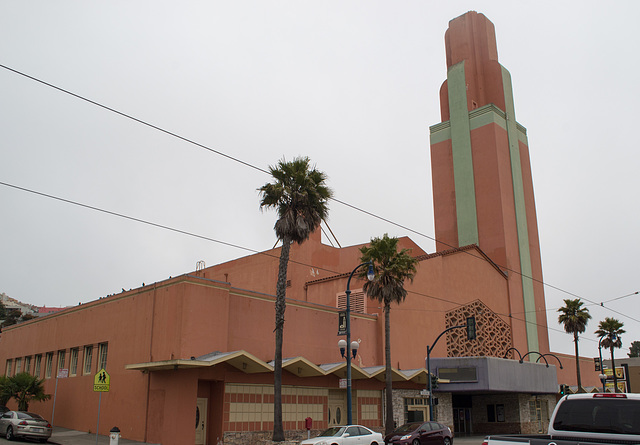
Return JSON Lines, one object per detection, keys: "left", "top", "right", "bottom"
{"left": 0, "top": 292, "right": 36, "bottom": 316}
{"left": 34, "top": 306, "right": 70, "bottom": 316}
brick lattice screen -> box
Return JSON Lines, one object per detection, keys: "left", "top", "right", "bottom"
{"left": 445, "top": 299, "right": 513, "bottom": 358}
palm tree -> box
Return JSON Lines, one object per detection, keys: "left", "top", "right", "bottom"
{"left": 0, "top": 376, "right": 11, "bottom": 406}
{"left": 557, "top": 299, "right": 591, "bottom": 392}
{"left": 7, "top": 372, "right": 51, "bottom": 411}
{"left": 359, "top": 234, "right": 418, "bottom": 435}
{"left": 258, "top": 156, "right": 332, "bottom": 441}
{"left": 595, "top": 317, "right": 625, "bottom": 392}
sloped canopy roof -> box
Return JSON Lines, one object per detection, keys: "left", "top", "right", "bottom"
{"left": 126, "top": 350, "right": 436, "bottom": 384}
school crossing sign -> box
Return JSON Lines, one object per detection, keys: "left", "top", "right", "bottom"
{"left": 93, "top": 369, "right": 110, "bottom": 392}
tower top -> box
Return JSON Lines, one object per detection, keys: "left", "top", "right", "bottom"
{"left": 439, "top": 11, "right": 506, "bottom": 121}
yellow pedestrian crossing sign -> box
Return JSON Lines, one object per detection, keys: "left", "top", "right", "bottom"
{"left": 94, "top": 369, "right": 110, "bottom": 392}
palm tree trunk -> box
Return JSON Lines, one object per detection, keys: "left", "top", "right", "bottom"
{"left": 384, "top": 303, "right": 394, "bottom": 435}
{"left": 574, "top": 332, "right": 583, "bottom": 392}
{"left": 610, "top": 346, "right": 618, "bottom": 393}
{"left": 273, "top": 237, "right": 291, "bottom": 442}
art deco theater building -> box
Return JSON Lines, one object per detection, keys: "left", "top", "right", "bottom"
{"left": 1, "top": 11, "right": 598, "bottom": 445}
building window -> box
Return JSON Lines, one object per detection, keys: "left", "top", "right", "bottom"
{"left": 45, "top": 352, "right": 54, "bottom": 379}
{"left": 487, "top": 404, "right": 505, "bottom": 422}
{"left": 98, "top": 343, "right": 108, "bottom": 371}
{"left": 57, "top": 350, "right": 66, "bottom": 375}
{"left": 34, "top": 355, "right": 42, "bottom": 377}
{"left": 24, "top": 356, "right": 31, "bottom": 374}
{"left": 70, "top": 348, "right": 79, "bottom": 377}
{"left": 5, "top": 360, "right": 12, "bottom": 377}
{"left": 83, "top": 345, "right": 93, "bottom": 375}
{"left": 15, "top": 358, "right": 22, "bottom": 374}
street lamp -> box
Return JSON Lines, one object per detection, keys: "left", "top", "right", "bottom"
{"left": 598, "top": 335, "right": 617, "bottom": 392}
{"left": 341, "top": 261, "right": 374, "bottom": 426}
{"left": 599, "top": 373, "right": 607, "bottom": 392}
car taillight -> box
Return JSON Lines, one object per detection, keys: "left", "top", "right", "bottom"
{"left": 46, "top": 423, "right": 52, "bottom": 428}
{"left": 593, "top": 393, "right": 627, "bottom": 398}
{"left": 19, "top": 421, "right": 28, "bottom": 425}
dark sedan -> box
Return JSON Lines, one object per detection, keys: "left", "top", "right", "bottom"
{"left": 385, "top": 421, "right": 453, "bottom": 445}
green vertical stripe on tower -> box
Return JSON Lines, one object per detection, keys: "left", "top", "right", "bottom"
{"left": 501, "top": 66, "right": 539, "bottom": 353}
{"left": 447, "top": 62, "right": 479, "bottom": 246}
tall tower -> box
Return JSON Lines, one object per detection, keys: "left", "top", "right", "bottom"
{"left": 430, "top": 11, "right": 549, "bottom": 354}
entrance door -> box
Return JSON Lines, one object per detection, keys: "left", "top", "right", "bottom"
{"left": 453, "top": 408, "right": 471, "bottom": 435}
{"left": 328, "top": 390, "right": 347, "bottom": 427}
{"left": 196, "top": 398, "right": 208, "bottom": 445}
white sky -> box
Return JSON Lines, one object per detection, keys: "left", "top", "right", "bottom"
{"left": 1, "top": 1, "right": 638, "bottom": 361}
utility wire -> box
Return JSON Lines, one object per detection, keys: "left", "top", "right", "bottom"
{"left": 0, "top": 63, "right": 635, "bottom": 325}
{"left": 0, "top": 180, "right": 631, "bottom": 343}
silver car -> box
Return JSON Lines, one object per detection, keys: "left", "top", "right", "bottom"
{"left": 300, "top": 425, "right": 384, "bottom": 445}
{"left": 0, "top": 411, "right": 53, "bottom": 442}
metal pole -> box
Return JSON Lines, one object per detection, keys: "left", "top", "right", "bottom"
{"left": 426, "top": 324, "right": 466, "bottom": 422}
{"left": 346, "top": 285, "right": 353, "bottom": 426}
{"left": 51, "top": 377, "right": 59, "bottom": 426}
{"left": 96, "top": 392, "right": 102, "bottom": 445}
{"left": 427, "top": 346, "right": 432, "bottom": 421}
{"left": 598, "top": 339, "right": 605, "bottom": 392}
{"left": 344, "top": 262, "right": 371, "bottom": 426}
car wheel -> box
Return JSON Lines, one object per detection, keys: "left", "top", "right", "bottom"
{"left": 412, "top": 439, "right": 420, "bottom": 445}
{"left": 6, "top": 425, "right": 14, "bottom": 441}
{"left": 444, "top": 438, "right": 451, "bottom": 445}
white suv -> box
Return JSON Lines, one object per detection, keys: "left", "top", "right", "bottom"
{"left": 548, "top": 392, "right": 640, "bottom": 443}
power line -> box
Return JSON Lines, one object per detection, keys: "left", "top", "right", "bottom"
{"left": 1, "top": 180, "right": 635, "bottom": 344}
{"left": 1, "top": 63, "right": 635, "bottom": 326}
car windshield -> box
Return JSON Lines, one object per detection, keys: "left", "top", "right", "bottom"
{"left": 317, "top": 427, "right": 345, "bottom": 437}
{"left": 394, "top": 423, "right": 423, "bottom": 433}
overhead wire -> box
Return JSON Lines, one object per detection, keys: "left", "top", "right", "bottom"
{"left": 0, "top": 179, "right": 629, "bottom": 346}
{"left": 0, "top": 63, "right": 636, "bottom": 329}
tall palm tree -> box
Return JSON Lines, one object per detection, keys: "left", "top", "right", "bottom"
{"left": 557, "top": 298, "right": 591, "bottom": 392}
{"left": 359, "top": 234, "right": 418, "bottom": 435}
{"left": 595, "top": 317, "right": 625, "bottom": 392}
{"left": 258, "top": 156, "right": 332, "bottom": 441}
{"left": 7, "top": 372, "right": 50, "bottom": 411}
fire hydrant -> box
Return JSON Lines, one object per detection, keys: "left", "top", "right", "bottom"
{"left": 109, "top": 427, "right": 121, "bottom": 445}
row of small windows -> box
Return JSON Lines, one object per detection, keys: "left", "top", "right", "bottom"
{"left": 5, "top": 343, "right": 108, "bottom": 379}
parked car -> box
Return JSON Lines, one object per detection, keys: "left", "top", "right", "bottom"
{"left": 385, "top": 421, "right": 453, "bottom": 445}
{"left": 0, "top": 410, "right": 53, "bottom": 442}
{"left": 301, "top": 425, "right": 384, "bottom": 445}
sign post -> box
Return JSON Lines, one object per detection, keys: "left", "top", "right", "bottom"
{"left": 93, "top": 369, "right": 110, "bottom": 445}
{"left": 51, "top": 368, "right": 68, "bottom": 426}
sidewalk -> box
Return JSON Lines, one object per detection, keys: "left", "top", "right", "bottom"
{"left": 49, "top": 427, "right": 158, "bottom": 445}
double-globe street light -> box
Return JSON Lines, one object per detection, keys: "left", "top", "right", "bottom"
{"left": 339, "top": 261, "right": 374, "bottom": 426}
{"left": 598, "top": 334, "right": 618, "bottom": 392}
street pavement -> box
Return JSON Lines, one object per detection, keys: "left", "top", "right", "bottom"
{"left": 0, "top": 427, "right": 486, "bottom": 445}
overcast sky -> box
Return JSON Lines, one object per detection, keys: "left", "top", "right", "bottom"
{"left": 1, "top": 1, "right": 639, "bottom": 361}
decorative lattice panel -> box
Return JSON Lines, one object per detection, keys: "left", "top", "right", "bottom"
{"left": 445, "top": 300, "right": 513, "bottom": 358}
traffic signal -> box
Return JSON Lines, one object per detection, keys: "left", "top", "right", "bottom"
{"left": 560, "top": 384, "right": 568, "bottom": 395}
{"left": 466, "top": 316, "right": 476, "bottom": 340}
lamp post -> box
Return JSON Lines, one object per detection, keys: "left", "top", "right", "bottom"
{"left": 340, "top": 261, "right": 374, "bottom": 426}
{"left": 598, "top": 335, "right": 616, "bottom": 392}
